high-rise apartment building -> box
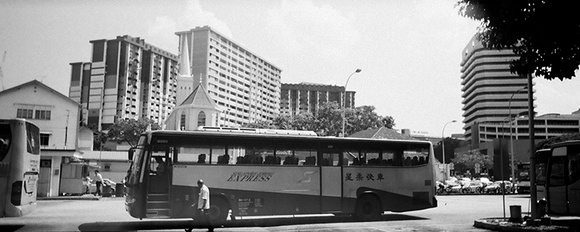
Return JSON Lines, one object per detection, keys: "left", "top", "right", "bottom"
{"left": 69, "top": 35, "right": 179, "bottom": 131}
{"left": 175, "top": 26, "right": 282, "bottom": 127}
{"left": 280, "top": 82, "right": 355, "bottom": 116}
{"left": 460, "top": 34, "right": 530, "bottom": 143}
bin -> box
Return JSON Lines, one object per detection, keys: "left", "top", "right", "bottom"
{"left": 509, "top": 205, "right": 522, "bottom": 222}
{"left": 102, "top": 185, "right": 112, "bottom": 197}
{"left": 115, "top": 183, "right": 124, "bottom": 197}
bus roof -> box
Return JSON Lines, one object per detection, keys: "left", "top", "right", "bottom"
{"left": 143, "top": 129, "right": 432, "bottom": 146}
{"left": 551, "top": 140, "right": 580, "bottom": 148}
{"left": 197, "top": 126, "right": 318, "bottom": 136}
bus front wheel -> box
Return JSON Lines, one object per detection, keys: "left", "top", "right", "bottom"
{"left": 355, "top": 194, "right": 382, "bottom": 221}
{"left": 208, "top": 197, "right": 229, "bottom": 223}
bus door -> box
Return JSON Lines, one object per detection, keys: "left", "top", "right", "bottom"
{"left": 547, "top": 145, "right": 580, "bottom": 215}
{"left": 148, "top": 146, "right": 171, "bottom": 194}
{"left": 145, "top": 145, "right": 172, "bottom": 218}
{"left": 535, "top": 149, "right": 550, "bottom": 200}
{"left": 320, "top": 150, "right": 342, "bottom": 212}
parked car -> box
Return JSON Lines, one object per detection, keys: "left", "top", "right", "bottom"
{"left": 465, "top": 180, "right": 484, "bottom": 194}
{"left": 478, "top": 177, "right": 492, "bottom": 186}
{"left": 484, "top": 180, "right": 514, "bottom": 194}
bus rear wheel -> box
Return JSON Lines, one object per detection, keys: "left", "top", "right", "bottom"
{"left": 208, "top": 197, "right": 229, "bottom": 223}
{"left": 355, "top": 194, "right": 382, "bottom": 221}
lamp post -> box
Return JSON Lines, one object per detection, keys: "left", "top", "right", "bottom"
{"left": 508, "top": 86, "right": 528, "bottom": 184}
{"left": 341, "top": 69, "right": 361, "bottom": 137}
{"left": 442, "top": 120, "right": 457, "bottom": 179}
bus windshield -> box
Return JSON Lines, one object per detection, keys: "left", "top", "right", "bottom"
{"left": 126, "top": 135, "right": 148, "bottom": 186}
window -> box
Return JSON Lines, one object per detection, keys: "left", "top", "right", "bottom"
{"left": 35, "top": 110, "right": 51, "bottom": 120}
{"left": 0, "top": 124, "right": 12, "bottom": 160}
{"left": 40, "top": 133, "right": 50, "bottom": 146}
{"left": 26, "top": 122, "right": 40, "bottom": 154}
{"left": 180, "top": 112, "right": 186, "bottom": 130}
{"left": 198, "top": 111, "right": 206, "bottom": 127}
{"left": 17, "top": 109, "right": 33, "bottom": 119}
{"left": 549, "top": 157, "right": 566, "bottom": 186}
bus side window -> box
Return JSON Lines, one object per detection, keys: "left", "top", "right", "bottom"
{"left": 364, "top": 151, "right": 380, "bottom": 166}
{"left": 198, "top": 154, "right": 207, "bottom": 164}
{"left": 549, "top": 158, "right": 566, "bottom": 186}
{"left": 210, "top": 146, "right": 226, "bottom": 164}
{"left": 295, "top": 149, "right": 316, "bottom": 166}
{"left": 277, "top": 150, "right": 296, "bottom": 165}
{"left": 175, "top": 146, "right": 210, "bottom": 164}
{"left": 569, "top": 151, "right": 579, "bottom": 183}
{"left": 321, "top": 153, "right": 340, "bottom": 166}
{"left": 217, "top": 154, "right": 230, "bottom": 164}
{"left": 382, "top": 152, "right": 395, "bottom": 166}
{"left": 402, "top": 155, "right": 411, "bottom": 166}
{"left": 344, "top": 150, "right": 357, "bottom": 166}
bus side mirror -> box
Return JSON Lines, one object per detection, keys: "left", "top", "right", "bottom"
{"left": 128, "top": 147, "right": 135, "bottom": 161}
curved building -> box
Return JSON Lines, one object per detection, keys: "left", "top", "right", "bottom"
{"left": 460, "top": 34, "right": 531, "bottom": 143}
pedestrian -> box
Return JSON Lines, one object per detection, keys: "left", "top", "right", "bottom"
{"left": 94, "top": 170, "right": 103, "bottom": 196}
{"left": 196, "top": 179, "right": 213, "bottom": 232}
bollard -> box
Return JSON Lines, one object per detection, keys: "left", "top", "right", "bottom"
{"left": 509, "top": 205, "right": 522, "bottom": 223}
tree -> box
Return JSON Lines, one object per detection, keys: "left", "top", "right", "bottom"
{"left": 536, "top": 133, "right": 580, "bottom": 149}
{"left": 106, "top": 118, "right": 161, "bottom": 147}
{"left": 433, "top": 138, "right": 463, "bottom": 164}
{"left": 242, "top": 102, "right": 395, "bottom": 137}
{"left": 86, "top": 123, "right": 109, "bottom": 151}
{"left": 452, "top": 149, "right": 493, "bottom": 176}
{"left": 313, "top": 102, "right": 343, "bottom": 136}
{"left": 349, "top": 105, "right": 394, "bottom": 135}
{"left": 458, "top": 1, "right": 580, "bottom": 80}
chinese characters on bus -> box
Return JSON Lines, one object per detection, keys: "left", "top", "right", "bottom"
{"left": 344, "top": 172, "right": 385, "bottom": 181}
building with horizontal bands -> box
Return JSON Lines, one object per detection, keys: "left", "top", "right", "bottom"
{"left": 280, "top": 82, "right": 355, "bottom": 116}
{"left": 69, "top": 35, "right": 179, "bottom": 131}
{"left": 473, "top": 111, "right": 580, "bottom": 143}
{"left": 460, "top": 34, "right": 530, "bottom": 144}
{"left": 175, "top": 26, "right": 282, "bottom": 126}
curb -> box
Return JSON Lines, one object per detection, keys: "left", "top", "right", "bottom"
{"left": 474, "top": 218, "right": 576, "bottom": 232}
{"left": 38, "top": 195, "right": 102, "bottom": 201}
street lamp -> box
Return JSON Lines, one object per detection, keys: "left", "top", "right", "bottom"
{"left": 341, "top": 69, "right": 361, "bottom": 137}
{"left": 442, "top": 120, "right": 457, "bottom": 179}
{"left": 508, "top": 86, "right": 528, "bottom": 184}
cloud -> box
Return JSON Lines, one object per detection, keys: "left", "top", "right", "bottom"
{"left": 264, "top": 0, "right": 359, "bottom": 65}
{"left": 146, "top": 16, "right": 178, "bottom": 52}
{"left": 177, "top": 0, "right": 233, "bottom": 37}
{"left": 145, "top": 0, "right": 233, "bottom": 53}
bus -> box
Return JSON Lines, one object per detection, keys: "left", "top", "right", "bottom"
{"left": 124, "top": 128, "right": 437, "bottom": 222}
{"left": 0, "top": 119, "right": 40, "bottom": 217}
{"left": 545, "top": 140, "right": 580, "bottom": 216}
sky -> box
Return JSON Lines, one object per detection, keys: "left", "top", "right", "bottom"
{"left": 1, "top": 0, "right": 579, "bottom": 137}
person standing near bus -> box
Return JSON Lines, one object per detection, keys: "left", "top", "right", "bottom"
{"left": 94, "top": 170, "right": 103, "bottom": 196}
{"left": 197, "top": 179, "right": 213, "bottom": 232}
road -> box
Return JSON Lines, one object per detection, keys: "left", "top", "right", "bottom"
{"left": 0, "top": 194, "right": 531, "bottom": 231}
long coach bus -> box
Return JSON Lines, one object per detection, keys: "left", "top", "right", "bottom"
{"left": 0, "top": 119, "right": 40, "bottom": 217}
{"left": 545, "top": 140, "right": 580, "bottom": 216}
{"left": 124, "top": 127, "right": 437, "bottom": 222}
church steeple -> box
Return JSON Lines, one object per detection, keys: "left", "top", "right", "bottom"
{"left": 178, "top": 35, "right": 191, "bottom": 77}
{"left": 176, "top": 35, "right": 194, "bottom": 106}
